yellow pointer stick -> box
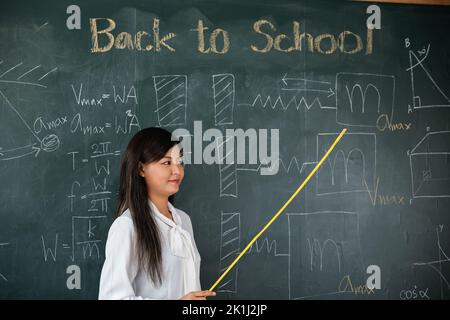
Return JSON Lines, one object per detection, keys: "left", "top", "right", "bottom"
{"left": 209, "top": 128, "right": 348, "bottom": 292}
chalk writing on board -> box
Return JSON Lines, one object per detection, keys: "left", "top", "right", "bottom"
{"left": 400, "top": 285, "right": 430, "bottom": 300}
{"left": 153, "top": 75, "right": 187, "bottom": 127}
{"left": 0, "top": 242, "right": 9, "bottom": 282}
{"left": 218, "top": 137, "right": 238, "bottom": 198}
{"left": 412, "top": 225, "right": 450, "bottom": 299}
{"left": 0, "top": 60, "right": 57, "bottom": 88}
{"left": 69, "top": 110, "right": 140, "bottom": 136}
{"left": 217, "top": 132, "right": 377, "bottom": 200}
{"left": 212, "top": 74, "right": 235, "bottom": 126}
{"left": 238, "top": 157, "right": 315, "bottom": 177}
{"left": 288, "top": 211, "right": 361, "bottom": 300}
{"left": 239, "top": 94, "right": 329, "bottom": 111}
{"left": 42, "top": 140, "right": 118, "bottom": 266}
{"left": 409, "top": 131, "right": 450, "bottom": 198}
{"left": 306, "top": 238, "right": 342, "bottom": 273}
{"left": 406, "top": 43, "right": 450, "bottom": 109}
{"left": 34, "top": 115, "right": 69, "bottom": 133}
{"left": 247, "top": 237, "right": 288, "bottom": 257}
{"left": 219, "top": 212, "right": 240, "bottom": 293}
{"left": 336, "top": 73, "right": 395, "bottom": 128}
{"left": 41, "top": 216, "right": 107, "bottom": 262}
{"left": 376, "top": 113, "right": 412, "bottom": 132}
{"left": 71, "top": 83, "right": 138, "bottom": 107}
{"left": 337, "top": 274, "right": 375, "bottom": 296}
{"left": 0, "top": 60, "right": 58, "bottom": 162}
{"left": 316, "top": 132, "right": 376, "bottom": 196}
{"left": 1, "top": 0, "right": 449, "bottom": 300}
{"left": 0, "top": 90, "right": 60, "bottom": 160}
{"left": 224, "top": 157, "right": 314, "bottom": 199}
{"left": 281, "top": 75, "right": 334, "bottom": 96}
{"left": 363, "top": 177, "right": 407, "bottom": 207}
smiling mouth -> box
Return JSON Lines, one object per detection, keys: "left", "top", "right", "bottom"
{"left": 168, "top": 180, "right": 180, "bottom": 184}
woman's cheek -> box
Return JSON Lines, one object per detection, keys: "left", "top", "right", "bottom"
{"left": 180, "top": 169, "right": 185, "bottom": 182}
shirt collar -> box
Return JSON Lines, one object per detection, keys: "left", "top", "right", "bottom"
{"left": 148, "top": 199, "right": 181, "bottom": 227}
{"left": 147, "top": 199, "right": 200, "bottom": 294}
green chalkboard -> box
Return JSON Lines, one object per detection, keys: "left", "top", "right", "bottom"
{"left": 1, "top": 0, "right": 450, "bottom": 300}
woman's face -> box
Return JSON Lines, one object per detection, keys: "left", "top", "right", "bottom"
{"left": 139, "top": 144, "right": 184, "bottom": 198}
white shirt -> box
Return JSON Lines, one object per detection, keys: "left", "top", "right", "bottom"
{"left": 98, "top": 200, "right": 201, "bottom": 300}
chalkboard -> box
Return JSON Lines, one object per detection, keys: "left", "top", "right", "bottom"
{"left": 1, "top": 0, "right": 450, "bottom": 300}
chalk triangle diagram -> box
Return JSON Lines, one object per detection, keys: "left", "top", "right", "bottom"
{"left": 0, "top": 89, "right": 37, "bottom": 161}
{"left": 409, "top": 49, "right": 450, "bottom": 109}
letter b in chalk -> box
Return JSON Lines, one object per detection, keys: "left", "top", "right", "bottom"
{"left": 66, "top": 265, "right": 81, "bottom": 290}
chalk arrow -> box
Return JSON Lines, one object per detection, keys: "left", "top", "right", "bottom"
{"left": 282, "top": 73, "right": 331, "bottom": 86}
{"left": 0, "top": 144, "right": 40, "bottom": 161}
{"left": 281, "top": 73, "right": 334, "bottom": 97}
{"left": 32, "top": 144, "right": 41, "bottom": 158}
{"left": 327, "top": 87, "right": 335, "bottom": 98}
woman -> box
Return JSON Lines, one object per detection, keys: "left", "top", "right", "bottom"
{"left": 98, "top": 127, "right": 215, "bottom": 300}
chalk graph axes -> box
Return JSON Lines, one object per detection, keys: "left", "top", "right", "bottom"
{"left": 412, "top": 226, "right": 450, "bottom": 299}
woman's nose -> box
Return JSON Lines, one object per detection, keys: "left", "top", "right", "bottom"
{"left": 171, "top": 163, "right": 181, "bottom": 175}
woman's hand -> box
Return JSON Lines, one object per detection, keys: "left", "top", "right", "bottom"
{"left": 179, "top": 290, "right": 216, "bottom": 300}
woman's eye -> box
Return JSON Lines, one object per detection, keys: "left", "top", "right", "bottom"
{"left": 161, "top": 159, "right": 183, "bottom": 165}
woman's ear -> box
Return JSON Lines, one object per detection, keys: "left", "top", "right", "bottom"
{"left": 138, "top": 161, "right": 145, "bottom": 177}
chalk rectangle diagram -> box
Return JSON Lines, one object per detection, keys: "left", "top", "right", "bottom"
{"left": 219, "top": 212, "right": 240, "bottom": 293}
{"left": 316, "top": 133, "right": 376, "bottom": 196}
{"left": 213, "top": 74, "right": 235, "bottom": 125}
{"left": 409, "top": 131, "right": 450, "bottom": 198}
{"left": 219, "top": 136, "right": 238, "bottom": 197}
{"left": 288, "top": 212, "right": 361, "bottom": 300}
{"left": 153, "top": 75, "right": 187, "bottom": 126}
{"left": 336, "top": 73, "right": 395, "bottom": 127}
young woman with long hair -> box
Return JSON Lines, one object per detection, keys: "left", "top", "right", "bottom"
{"left": 98, "top": 127, "right": 215, "bottom": 300}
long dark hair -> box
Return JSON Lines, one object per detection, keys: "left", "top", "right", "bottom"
{"left": 115, "top": 127, "right": 180, "bottom": 285}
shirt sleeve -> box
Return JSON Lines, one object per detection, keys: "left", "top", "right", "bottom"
{"left": 98, "top": 216, "right": 152, "bottom": 300}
